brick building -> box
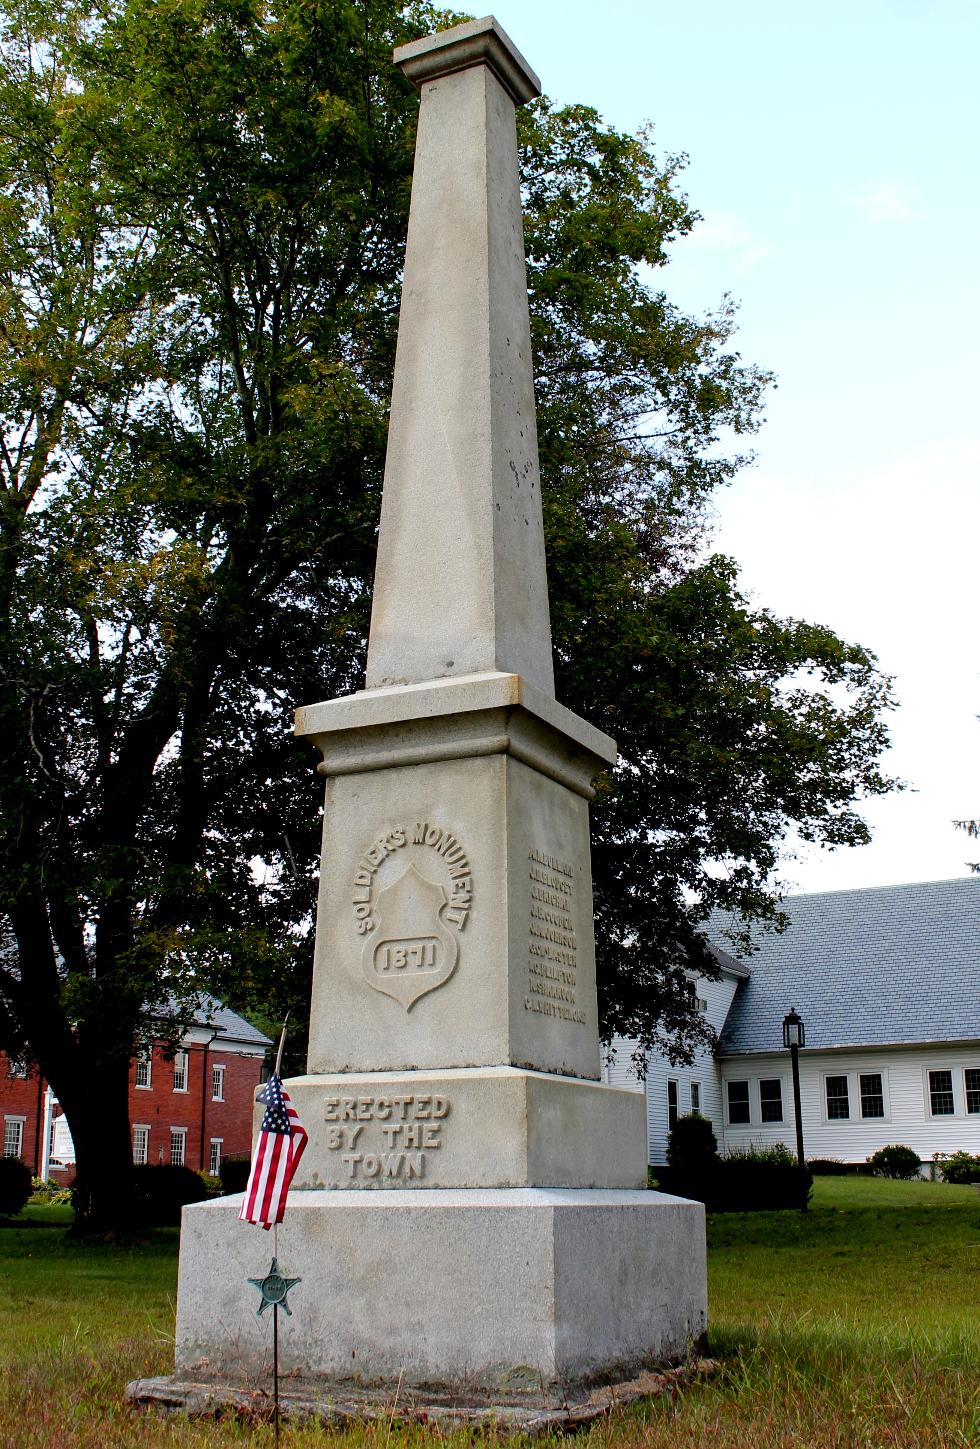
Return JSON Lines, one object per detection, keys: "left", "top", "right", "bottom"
{"left": 1, "top": 999, "right": 270, "bottom": 1180}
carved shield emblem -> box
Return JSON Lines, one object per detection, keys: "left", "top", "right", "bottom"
{"left": 362, "top": 865, "right": 459, "bottom": 1010}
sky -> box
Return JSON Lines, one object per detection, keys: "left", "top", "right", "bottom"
{"left": 489, "top": 0, "right": 980, "bottom": 896}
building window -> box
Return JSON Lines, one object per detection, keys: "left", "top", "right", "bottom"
{"left": 965, "top": 1069, "right": 980, "bottom": 1115}
{"left": 7, "top": 1056, "right": 27, "bottom": 1079}
{"left": 696, "top": 997, "right": 708, "bottom": 1015}
{"left": 173, "top": 1051, "right": 189, "bottom": 1093}
{"left": 929, "top": 1070, "right": 955, "bottom": 1116}
{"left": 826, "top": 1075, "right": 850, "bottom": 1120}
{"left": 3, "top": 1117, "right": 25, "bottom": 1158}
{"left": 690, "top": 1082, "right": 701, "bottom": 1114}
{"left": 860, "top": 1073, "right": 885, "bottom": 1119}
{"left": 209, "top": 1139, "right": 223, "bottom": 1176}
{"left": 759, "top": 1078, "right": 783, "bottom": 1123}
{"left": 211, "top": 1064, "right": 225, "bottom": 1102}
{"left": 135, "top": 1051, "right": 152, "bottom": 1089}
{"left": 667, "top": 1080, "right": 678, "bottom": 1131}
{"left": 727, "top": 1080, "right": 750, "bottom": 1125}
{"left": 170, "top": 1128, "right": 187, "bottom": 1166}
{"left": 133, "top": 1125, "right": 149, "bottom": 1166}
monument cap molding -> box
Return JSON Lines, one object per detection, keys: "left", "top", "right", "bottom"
{"left": 394, "top": 15, "right": 542, "bottom": 106}
{"left": 295, "top": 671, "right": 617, "bottom": 799}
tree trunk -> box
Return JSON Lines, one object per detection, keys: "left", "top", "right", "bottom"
{"left": 56, "top": 1059, "right": 138, "bottom": 1238}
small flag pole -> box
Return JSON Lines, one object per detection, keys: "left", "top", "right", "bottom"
{"left": 273, "top": 1012, "right": 290, "bottom": 1077}
{"left": 272, "top": 1014, "right": 288, "bottom": 1447}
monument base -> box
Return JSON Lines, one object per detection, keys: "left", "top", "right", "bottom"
{"left": 171, "top": 1188, "right": 706, "bottom": 1390}
{"left": 127, "top": 1360, "right": 719, "bottom": 1432}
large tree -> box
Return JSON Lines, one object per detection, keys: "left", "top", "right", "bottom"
{"left": 0, "top": 0, "right": 895, "bottom": 1231}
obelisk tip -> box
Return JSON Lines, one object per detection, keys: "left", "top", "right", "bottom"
{"left": 394, "top": 16, "right": 541, "bottom": 105}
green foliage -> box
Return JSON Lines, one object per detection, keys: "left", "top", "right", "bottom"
{"left": 661, "top": 1111, "right": 721, "bottom": 1203}
{"left": 130, "top": 1164, "right": 209, "bottom": 1226}
{"left": 0, "top": 1157, "right": 33, "bottom": 1214}
{"left": 667, "top": 1111, "right": 719, "bottom": 1169}
{"left": 868, "top": 1145, "right": 922, "bottom": 1181}
{"left": 935, "top": 1150, "right": 980, "bottom": 1185}
{"left": 807, "top": 1157, "right": 852, "bottom": 1176}
{"left": 0, "top": 0, "right": 899, "bottom": 1229}
{"left": 29, "top": 1176, "right": 73, "bottom": 1205}
{"left": 217, "top": 1153, "right": 252, "bottom": 1195}
{"left": 712, "top": 1144, "right": 813, "bottom": 1212}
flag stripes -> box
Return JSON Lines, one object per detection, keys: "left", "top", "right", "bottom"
{"left": 239, "top": 1075, "right": 308, "bottom": 1230}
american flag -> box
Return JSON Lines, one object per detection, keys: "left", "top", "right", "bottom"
{"left": 239, "top": 1073, "right": 308, "bottom": 1230}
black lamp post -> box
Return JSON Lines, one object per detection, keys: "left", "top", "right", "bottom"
{"left": 782, "top": 1007, "right": 806, "bottom": 1181}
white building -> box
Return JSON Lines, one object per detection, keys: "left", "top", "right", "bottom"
{"left": 607, "top": 878, "right": 980, "bottom": 1172}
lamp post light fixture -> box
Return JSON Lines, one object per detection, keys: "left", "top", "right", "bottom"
{"left": 782, "top": 1008, "right": 807, "bottom": 1200}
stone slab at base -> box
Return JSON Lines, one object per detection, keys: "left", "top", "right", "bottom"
{"left": 127, "top": 1360, "right": 719, "bottom": 1433}
{"left": 174, "top": 1189, "right": 707, "bottom": 1389}
{"left": 283, "top": 1067, "right": 647, "bottom": 1190}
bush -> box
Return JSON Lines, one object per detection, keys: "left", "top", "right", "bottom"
{"left": 218, "top": 1154, "right": 252, "bottom": 1195}
{"left": 808, "top": 1158, "right": 852, "bottom": 1176}
{"left": 667, "top": 1113, "right": 719, "bottom": 1170}
{"left": 0, "top": 1157, "right": 33, "bottom": 1215}
{"left": 132, "top": 1164, "right": 209, "bottom": 1226}
{"left": 712, "top": 1144, "right": 813, "bottom": 1212}
{"left": 936, "top": 1150, "right": 980, "bottom": 1185}
{"left": 660, "top": 1114, "right": 721, "bottom": 1203}
{"left": 29, "top": 1176, "right": 72, "bottom": 1205}
{"left": 867, "top": 1145, "right": 921, "bottom": 1181}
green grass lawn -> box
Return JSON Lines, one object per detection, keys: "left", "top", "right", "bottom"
{"left": 1, "top": 1179, "right": 979, "bottom": 1448}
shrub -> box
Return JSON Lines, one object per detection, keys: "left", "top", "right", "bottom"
{"left": 712, "top": 1144, "right": 813, "bottom": 1212}
{"left": 660, "top": 1114, "right": 721, "bottom": 1202}
{"left": 218, "top": 1154, "right": 252, "bottom": 1195}
{"left": 808, "top": 1158, "right": 852, "bottom": 1176}
{"left": 667, "top": 1113, "right": 719, "bottom": 1170}
{"left": 867, "top": 1145, "right": 922, "bottom": 1181}
{"left": 132, "top": 1164, "right": 209, "bottom": 1226}
{"left": 29, "top": 1176, "right": 72, "bottom": 1205}
{"left": 936, "top": 1150, "right": 980, "bottom": 1185}
{"left": 0, "top": 1157, "right": 33, "bottom": 1215}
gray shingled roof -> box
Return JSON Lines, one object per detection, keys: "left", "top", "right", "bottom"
{"left": 711, "top": 877, "right": 980, "bottom": 1055}
{"left": 191, "top": 996, "right": 272, "bottom": 1048}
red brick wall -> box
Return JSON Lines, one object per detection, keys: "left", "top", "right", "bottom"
{"left": 1, "top": 1040, "right": 264, "bottom": 1180}
{"left": 0, "top": 1056, "right": 45, "bottom": 1173}
{"left": 129, "top": 1043, "right": 264, "bottom": 1172}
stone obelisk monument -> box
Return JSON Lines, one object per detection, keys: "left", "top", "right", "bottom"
{"left": 166, "top": 16, "right": 706, "bottom": 1405}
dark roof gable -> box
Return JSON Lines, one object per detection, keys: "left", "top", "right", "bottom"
{"left": 712, "top": 877, "right": 980, "bottom": 1055}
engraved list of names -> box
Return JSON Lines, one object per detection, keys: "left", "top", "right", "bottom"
{"left": 524, "top": 848, "right": 586, "bottom": 1025}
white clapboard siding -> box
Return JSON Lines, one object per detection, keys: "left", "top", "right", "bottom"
{"left": 609, "top": 971, "right": 743, "bottom": 1164}
{"left": 719, "top": 1044, "right": 980, "bottom": 1164}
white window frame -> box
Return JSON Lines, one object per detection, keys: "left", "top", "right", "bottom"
{"left": 667, "top": 1079, "right": 679, "bottom": 1130}
{"left": 758, "top": 1075, "right": 785, "bottom": 1125}
{"left": 3, "top": 1116, "right": 26, "bottom": 1159}
{"left": 926, "top": 1066, "right": 957, "bottom": 1118}
{"left": 169, "top": 1127, "right": 187, "bottom": 1166}
{"left": 133, "top": 1124, "right": 150, "bottom": 1166}
{"left": 689, "top": 1081, "right": 702, "bottom": 1115}
{"left": 172, "top": 1051, "right": 189, "bottom": 1093}
{"left": 7, "top": 1056, "right": 27, "bottom": 1079}
{"left": 964, "top": 1065, "right": 980, "bottom": 1116}
{"left": 209, "top": 1138, "right": 223, "bottom": 1176}
{"left": 135, "top": 1050, "right": 152, "bottom": 1089}
{"left": 823, "top": 1072, "right": 851, "bottom": 1122}
{"left": 726, "top": 1078, "right": 751, "bottom": 1126}
{"left": 211, "top": 1063, "right": 225, "bottom": 1102}
{"left": 858, "top": 1070, "right": 887, "bottom": 1120}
